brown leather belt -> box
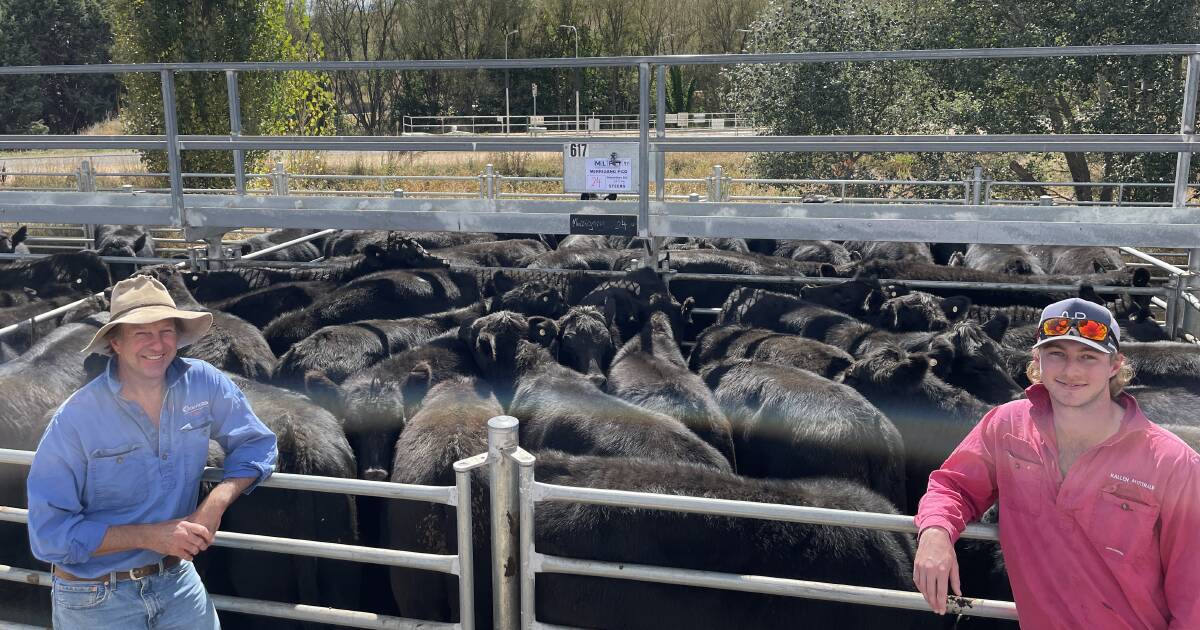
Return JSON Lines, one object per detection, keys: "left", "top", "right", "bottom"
{"left": 53, "top": 556, "right": 181, "bottom": 584}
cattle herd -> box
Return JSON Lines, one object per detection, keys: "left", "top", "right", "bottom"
{"left": 1, "top": 224, "right": 1199, "bottom": 629}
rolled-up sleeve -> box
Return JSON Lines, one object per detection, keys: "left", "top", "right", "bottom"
{"left": 206, "top": 366, "right": 277, "bottom": 494}
{"left": 26, "top": 417, "right": 109, "bottom": 565}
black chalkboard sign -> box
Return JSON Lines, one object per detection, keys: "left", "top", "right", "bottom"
{"left": 569, "top": 214, "right": 638, "bottom": 237}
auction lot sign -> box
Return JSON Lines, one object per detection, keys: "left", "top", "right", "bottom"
{"left": 562, "top": 142, "right": 640, "bottom": 194}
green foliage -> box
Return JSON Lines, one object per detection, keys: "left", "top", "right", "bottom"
{"left": 0, "top": 0, "right": 118, "bottom": 134}
{"left": 109, "top": 0, "right": 337, "bottom": 186}
{"left": 666, "top": 66, "right": 698, "bottom": 114}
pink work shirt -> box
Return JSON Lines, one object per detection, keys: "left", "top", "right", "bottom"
{"left": 915, "top": 384, "right": 1200, "bottom": 629}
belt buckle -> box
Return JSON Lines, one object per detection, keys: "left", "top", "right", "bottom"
{"left": 128, "top": 565, "right": 149, "bottom": 581}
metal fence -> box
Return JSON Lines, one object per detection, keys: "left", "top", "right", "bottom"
{"left": 399, "top": 112, "right": 755, "bottom": 135}
{"left": 0, "top": 417, "right": 1018, "bottom": 629}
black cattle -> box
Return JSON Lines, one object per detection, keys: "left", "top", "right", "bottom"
{"left": 0, "top": 316, "right": 106, "bottom": 627}
{"left": 774, "top": 240, "right": 854, "bottom": 265}
{"left": 1123, "top": 387, "right": 1200, "bottom": 427}
{"left": 953, "top": 244, "right": 1044, "bottom": 275}
{"left": 1121, "top": 342, "right": 1200, "bottom": 393}
{"left": 663, "top": 237, "right": 751, "bottom": 253}
{"left": 701, "top": 359, "right": 906, "bottom": 509}
{"left": 531, "top": 452, "right": 929, "bottom": 629}
{"left": 527, "top": 246, "right": 642, "bottom": 271}
{"left": 547, "top": 305, "right": 616, "bottom": 388}
{"left": 1030, "top": 245, "right": 1125, "bottom": 275}
{"left": 1162, "top": 424, "right": 1200, "bottom": 451}
{"left": 430, "top": 239, "right": 549, "bottom": 268}
{"left": 323, "top": 230, "right": 496, "bottom": 258}
{"left": 0, "top": 292, "right": 108, "bottom": 357}
{"left": 854, "top": 259, "right": 1151, "bottom": 306}
{"left": 317, "top": 330, "right": 488, "bottom": 481}
{"left": 238, "top": 229, "right": 322, "bottom": 262}
{"left": 198, "top": 375, "right": 362, "bottom": 630}
{"left": 135, "top": 266, "right": 276, "bottom": 382}
{"left": 385, "top": 375, "right": 501, "bottom": 624}
{"left": 261, "top": 262, "right": 482, "bottom": 355}
{"left": 185, "top": 233, "right": 437, "bottom": 302}
{"left": 844, "top": 240, "right": 935, "bottom": 263}
{"left": 462, "top": 311, "right": 729, "bottom": 469}
{"left": 688, "top": 325, "right": 854, "bottom": 379}
{"left": 838, "top": 344, "right": 994, "bottom": 510}
{"left": 0, "top": 251, "right": 110, "bottom": 297}
{"left": 274, "top": 304, "right": 486, "bottom": 391}
{"left": 206, "top": 281, "right": 335, "bottom": 329}
{"left": 485, "top": 272, "right": 567, "bottom": 318}
{"left": 608, "top": 310, "right": 737, "bottom": 468}
{"left": 93, "top": 224, "right": 155, "bottom": 281}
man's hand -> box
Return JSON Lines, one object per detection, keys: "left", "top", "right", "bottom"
{"left": 185, "top": 476, "right": 255, "bottom": 551}
{"left": 913, "top": 526, "right": 962, "bottom": 615}
{"left": 148, "top": 519, "right": 212, "bottom": 561}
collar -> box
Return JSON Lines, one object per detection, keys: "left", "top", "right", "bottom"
{"left": 104, "top": 356, "right": 192, "bottom": 396}
{"left": 1025, "top": 383, "right": 1151, "bottom": 446}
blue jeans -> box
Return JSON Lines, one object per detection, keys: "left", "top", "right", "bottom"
{"left": 51, "top": 560, "right": 219, "bottom": 629}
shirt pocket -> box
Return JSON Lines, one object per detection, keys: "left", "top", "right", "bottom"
{"left": 998, "top": 433, "right": 1046, "bottom": 516}
{"left": 179, "top": 418, "right": 215, "bottom": 473}
{"left": 87, "top": 443, "right": 152, "bottom": 510}
{"left": 1087, "top": 484, "right": 1159, "bottom": 563}
{"left": 52, "top": 578, "right": 111, "bottom": 610}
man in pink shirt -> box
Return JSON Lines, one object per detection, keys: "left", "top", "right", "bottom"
{"left": 913, "top": 297, "right": 1199, "bottom": 629}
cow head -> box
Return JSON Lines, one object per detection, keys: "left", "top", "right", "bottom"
{"left": 462, "top": 310, "right": 546, "bottom": 391}
{"left": 933, "top": 320, "right": 1023, "bottom": 404}
{"left": 717, "top": 287, "right": 801, "bottom": 327}
{"left": 489, "top": 273, "right": 567, "bottom": 319}
{"left": 366, "top": 233, "right": 442, "bottom": 270}
{"left": 580, "top": 287, "right": 644, "bottom": 343}
{"left": 839, "top": 345, "right": 933, "bottom": 392}
{"left": 50, "top": 251, "right": 112, "bottom": 294}
{"left": 788, "top": 240, "right": 853, "bottom": 266}
{"left": 877, "top": 292, "right": 971, "bottom": 332}
{"left": 554, "top": 305, "right": 615, "bottom": 390}
{"left": 801, "top": 276, "right": 884, "bottom": 316}
{"left": 95, "top": 232, "right": 150, "bottom": 281}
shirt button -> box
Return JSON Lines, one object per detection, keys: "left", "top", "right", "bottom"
{"left": 161, "top": 453, "right": 168, "bottom": 460}
{"left": 1121, "top": 503, "right": 1130, "bottom": 511}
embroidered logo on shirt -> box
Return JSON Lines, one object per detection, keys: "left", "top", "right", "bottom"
{"left": 1108, "top": 472, "right": 1155, "bottom": 490}
{"left": 182, "top": 401, "right": 210, "bottom": 415}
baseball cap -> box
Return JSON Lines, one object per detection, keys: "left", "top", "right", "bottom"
{"left": 1032, "top": 297, "right": 1120, "bottom": 354}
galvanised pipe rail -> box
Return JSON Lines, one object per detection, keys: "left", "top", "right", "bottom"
{"left": 2, "top": 44, "right": 1199, "bottom": 75}
{"left": 1121, "top": 247, "right": 1191, "bottom": 277}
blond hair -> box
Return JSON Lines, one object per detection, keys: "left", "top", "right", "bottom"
{"left": 1026, "top": 349, "right": 1134, "bottom": 398}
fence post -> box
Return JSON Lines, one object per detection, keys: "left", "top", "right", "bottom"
{"left": 226, "top": 70, "right": 246, "bottom": 195}
{"left": 712, "top": 165, "right": 724, "bottom": 202}
{"left": 272, "top": 160, "right": 288, "bottom": 196}
{"left": 393, "top": 188, "right": 406, "bottom": 198}
{"left": 971, "top": 166, "right": 983, "bottom": 205}
{"left": 488, "top": 416, "right": 520, "bottom": 630}
{"left": 484, "top": 164, "right": 496, "bottom": 200}
{"left": 77, "top": 159, "right": 96, "bottom": 193}
{"left": 1173, "top": 54, "right": 1199, "bottom": 208}
{"left": 513, "top": 449, "right": 537, "bottom": 630}
{"left": 1038, "top": 195, "right": 1054, "bottom": 206}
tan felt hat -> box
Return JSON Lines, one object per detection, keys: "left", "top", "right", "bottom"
{"left": 81, "top": 275, "right": 213, "bottom": 356}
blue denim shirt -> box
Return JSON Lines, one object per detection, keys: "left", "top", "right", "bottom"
{"left": 26, "top": 357, "right": 277, "bottom": 578}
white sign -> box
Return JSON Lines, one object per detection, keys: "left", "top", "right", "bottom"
{"left": 563, "top": 142, "right": 641, "bottom": 193}
{"left": 585, "top": 157, "right": 632, "bottom": 192}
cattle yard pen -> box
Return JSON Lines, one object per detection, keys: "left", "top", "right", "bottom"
{"left": 0, "top": 418, "right": 1018, "bottom": 628}
{"left": 2, "top": 44, "right": 1200, "bottom": 626}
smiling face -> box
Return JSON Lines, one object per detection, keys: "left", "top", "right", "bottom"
{"left": 1034, "top": 339, "right": 1122, "bottom": 411}
{"left": 109, "top": 319, "right": 179, "bottom": 386}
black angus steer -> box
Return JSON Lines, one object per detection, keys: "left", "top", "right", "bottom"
{"left": 198, "top": 375, "right": 362, "bottom": 630}
{"left": 324, "top": 230, "right": 494, "bottom": 257}
{"left": 0, "top": 250, "right": 111, "bottom": 297}
{"left": 547, "top": 305, "right": 616, "bottom": 389}
{"left": 464, "top": 311, "right": 730, "bottom": 470}
{"left": 432, "top": 238, "right": 549, "bottom": 268}
{"left": 0, "top": 292, "right": 108, "bottom": 357}
{"left": 687, "top": 325, "right": 854, "bottom": 379}
{"left": 953, "top": 244, "right": 1044, "bottom": 275}
{"left": 0, "top": 226, "right": 30, "bottom": 265}
{"left": 701, "top": 359, "right": 907, "bottom": 509}
{"left": 531, "top": 452, "right": 930, "bottom": 630}
{"left": 238, "top": 228, "right": 323, "bottom": 262}
{"left": 206, "top": 281, "right": 335, "bottom": 329}
{"left": 261, "top": 242, "right": 482, "bottom": 355}
{"left": 773, "top": 239, "right": 854, "bottom": 265}
{"left": 135, "top": 265, "right": 276, "bottom": 381}
{"left": 608, "top": 310, "right": 737, "bottom": 469}
{"left": 93, "top": 224, "right": 155, "bottom": 281}
{"left": 844, "top": 240, "right": 935, "bottom": 263}
{"left": 273, "top": 303, "right": 486, "bottom": 391}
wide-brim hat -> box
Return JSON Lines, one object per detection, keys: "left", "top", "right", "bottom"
{"left": 81, "top": 275, "right": 212, "bottom": 356}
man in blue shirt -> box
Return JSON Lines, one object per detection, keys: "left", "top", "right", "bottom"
{"left": 26, "top": 275, "right": 278, "bottom": 629}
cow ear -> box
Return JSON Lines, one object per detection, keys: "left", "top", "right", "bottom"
{"left": 304, "top": 371, "right": 343, "bottom": 416}
{"left": 527, "top": 317, "right": 558, "bottom": 346}
{"left": 947, "top": 251, "right": 965, "bottom": 267}
{"left": 942, "top": 296, "right": 971, "bottom": 320}
{"left": 818, "top": 263, "right": 838, "bottom": 277}
{"left": 402, "top": 361, "right": 434, "bottom": 410}
{"left": 12, "top": 226, "right": 26, "bottom": 244}
{"left": 982, "top": 313, "right": 1010, "bottom": 342}
{"left": 133, "top": 233, "right": 148, "bottom": 253}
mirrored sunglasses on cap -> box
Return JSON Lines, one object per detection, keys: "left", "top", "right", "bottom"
{"left": 1038, "top": 316, "right": 1115, "bottom": 345}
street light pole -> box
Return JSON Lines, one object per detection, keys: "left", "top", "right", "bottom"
{"left": 504, "top": 29, "right": 518, "bottom": 136}
{"left": 559, "top": 24, "right": 580, "bottom": 132}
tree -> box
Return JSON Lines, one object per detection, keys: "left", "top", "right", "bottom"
{"left": 0, "top": 0, "right": 118, "bottom": 134}
{"left": 917, "top": 0, "right": 1200, "bottom": 202}
{"left": 109, "top": 0, "right": 337, "bottom": 183}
